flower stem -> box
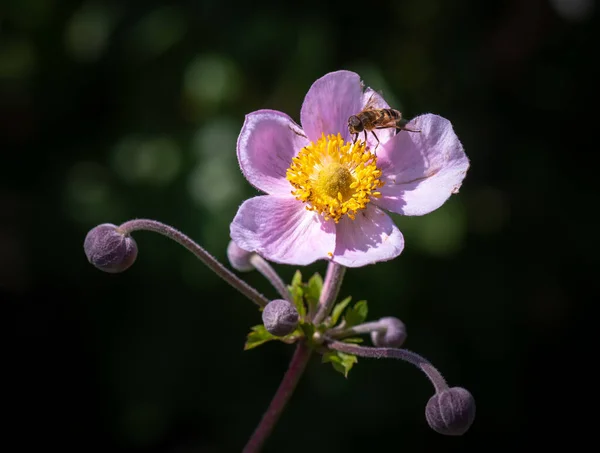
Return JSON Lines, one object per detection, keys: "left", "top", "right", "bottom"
{"left": 117, "top": 219, "right": 269, "bottom": 307}
{"left": 328, "top": 320, "right": 386, "bottom": 338}
{"left": 327, "top": 339, "right": 448, "bottom": 393}
{"left": 243, "top": 342, "right": 312, "bottom": 453}
{"left": 249, "top": 254, "right": 292, "bottom": 302}
{"left": 312, "top": 262, "right": 346, "bottom": 324}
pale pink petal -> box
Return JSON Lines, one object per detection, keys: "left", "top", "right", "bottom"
{"left": 300, "top": 70, "right": 364, "bottom": 143}
{"left": 332, "top": 205, "right": 404, "bottom": 268}
{"left": 359, "top": 88, "right": 396, "bottom": 150}
{"left": 230, "top": 195, "right": 336, "bottom": 266}
{"left": 375, "top": 114, "right": 470, "bottom": 216}
{"left": 237, "top": 110, "right": 309, "bottom": 195}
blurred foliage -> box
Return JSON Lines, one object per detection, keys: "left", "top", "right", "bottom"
{"left": 1, "top": 0, "right": 597, "bottom": 451}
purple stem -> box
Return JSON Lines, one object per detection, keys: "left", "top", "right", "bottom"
{"left": 328, "top": 320, "right": 386, "bottom": 338}
{"left": 242, "top": 342, "right": 312, "bottom": 453}
{"left": 117, "top": 219, "right": 269, "bottom": 307}
{"left": 313, "top": 262, "right": 346, "bottom": 324}
{"left": 327, "top": 340, "right": 449, "bottom": 393}
{"left": 249, "top": 254, "right": 292, "bottom": 302}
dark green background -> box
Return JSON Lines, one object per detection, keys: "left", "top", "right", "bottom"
{"left": 2, "top": 0, "right": 595, "bottom": 451}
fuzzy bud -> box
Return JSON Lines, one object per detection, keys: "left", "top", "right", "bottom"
{"left": 84, "top": 223, "right": 138, "bottom": 273}
{"left": 370, "top": 317, "right": 407, "bottom": 348}
{"left": 227, "top": 241, "right": 255, "bottom": 272}
{"left": 262, "top": 299, "right": 299, "bottom": 337}
{"left": 425, "top": 387, "right": 476, "bottom": 436}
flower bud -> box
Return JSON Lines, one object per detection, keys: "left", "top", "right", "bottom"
{"left": 84, "top": 223, "right": 138, "bottom": 273}
{"left": 370, "top": 317, "right": 407, "bottom": 348}
{"left": 227, "top": 240, "right": 255, "bottom": 272}
{"left": 262, "top": 299, "right": 299, "bottom": 337}
{"left": 425, "top": 387, "right": 476, "bottom": 436}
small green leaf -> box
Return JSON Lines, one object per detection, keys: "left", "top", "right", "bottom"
{"left": 329, "top": 296, "right": 352, "bottom": 327}
{"left": 244, "top": 324, "right": 277, "bottom": 350}
{"left": 337, "top": 352, "right": 358, "bottom": 377}
{"left": 305, "top": 273, "right": 323, "bottom": 313}
{"left": 344, "top": 300, "right": 368, "bottom": 327}
{"left": 293, "top": 288, "right": 306, "bottom": 318}
{"left": 300, "top": 322, "right": 316, "bottom": 345}
{"left": 288, "top": 271, "right": 306, "bottom": 318}
{"left": 322, "top": 351, "right": 358, "bottom": 378}
{"left": 290, "top": 270, "right": 302, "bottom": 290}
{"left": 322, "top": 351, "right": 339, "bottom": 364}
{"left": 306, "top": 273, "right": 323, "bottom": 299}
{"left": 342, "top": 337, "right": 364, "bottom": 344}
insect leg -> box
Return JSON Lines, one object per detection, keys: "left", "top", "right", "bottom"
{"left": 352, "top": 133, "right": 358, "bottom": 144}
{"left": 399, "top": 127, "right": 421, "bottom": 133}
{"left": 395, "top": 119, "right": 420, "bottom": 133}
{"left": 371, "top": 131, "right": 380, "bottom": 152}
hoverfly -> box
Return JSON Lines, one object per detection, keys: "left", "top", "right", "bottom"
{"left": 348, "top": 94, "right": 420, "bottom": 151}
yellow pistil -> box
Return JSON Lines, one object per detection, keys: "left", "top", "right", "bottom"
{"left": 286, "top": 133, "right": 384, "bottom": 223}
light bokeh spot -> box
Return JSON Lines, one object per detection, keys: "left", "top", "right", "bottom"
{"left": 397, "top": 198, "right": 467, "bottom": 256}
{"left": 65, "top": 1, "right": 120, "bottom": 62}
{"left": 125, "top": 6, "right": 186, "bottom": 60}
{"left": 550, "top": 0, "right": 594, "bottom": 22}
{"left": 0, "top": 39, "right": 36, "bottom": 79}
{"left": 187, "top": 118, "right": 242, "bottom": 210}
{"left": 65, "top": 161, "right": 123, "bottom": 223}
{"left": 183, "top": 55, "right": 241, "bottom": 114}
{"left": 112, "top": 136, "right": 182, "bottom": 186}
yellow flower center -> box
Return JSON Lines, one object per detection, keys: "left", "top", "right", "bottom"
{"left": 286, "top": 133, "right": 384, "bottom": 223}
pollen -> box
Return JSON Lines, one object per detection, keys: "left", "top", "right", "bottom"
{"left": 286, "top": 133, "right": 384, "bottom": 223}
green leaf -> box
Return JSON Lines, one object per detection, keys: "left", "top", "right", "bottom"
{"left": 288, "top": 271, "right": 306, "bottom": 318}
{"left": 342, "top": 337, "right": 364, "bottom": 344}
{"left": 306, "top": 273, "right": 323, "bottom": 298}
{"left": 293, "top": 288, "right": 306, "bottom": 318}
{"left": 322, "top": 351, "right": 358, "bottom": 378}
{"left": 290, "top": 270, "right": 302, "bottom": 291}
{"left": 329, "top": 296, "right": 352, "bottom": 327}
{"left": 305, "top": 273, "right": 323, "bottom": 313}
{"left": 344, "top": 300, "right": 368, "bottom": 327}
{"left": 299, "top": 322, "right": 315, "bottom": 343}
{"left": 244, "top": 324, "right": 277, "bottom": 350}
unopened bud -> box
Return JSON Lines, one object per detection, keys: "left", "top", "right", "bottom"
{"left": 370, "top": 317, "right": 407, "bottom": 348}
{"left": 262, "top": 299, "right": 299, "bottom": 337}
{"left": 84, "top": 223, "right": 138, "bottom": 273}
{"left": 227, "top": 240, "right": 255, "bottom": 272}
{"left": 425, "top": 387, "right": 476, "bottom": 436}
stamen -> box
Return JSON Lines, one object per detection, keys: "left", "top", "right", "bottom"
{"left": 286, "top": 133, "right": 384, "bottom": 223}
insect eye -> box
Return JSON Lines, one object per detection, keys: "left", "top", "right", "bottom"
{"left": 349, "top": 116, "right": 361, "bottom": 129}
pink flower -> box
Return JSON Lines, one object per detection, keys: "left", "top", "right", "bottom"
{"left": 230, "top": 70, "right": 469, "bottom": 268}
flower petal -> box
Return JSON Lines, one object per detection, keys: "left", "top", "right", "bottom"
{"left": 375, "top": 114, "right": 470, "bottom": 216}
{"left": 300, "top": 70, "right": 364, "bottom": 142}
{"left": 230, "top": 195, "right": 336, "bottom": 266}
{"left": 332, "top": 205, "right": 404, "bottom": 267}
{"left": 237, "top": 110, "right": 309, "bottom": 195}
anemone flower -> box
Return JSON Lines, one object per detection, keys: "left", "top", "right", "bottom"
{"left": 230, "top": 70, "right": 469, "bottom": 267}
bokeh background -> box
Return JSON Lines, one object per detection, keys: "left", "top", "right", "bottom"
{"left": 2, "top": 0, "right": 596, "bottom": 451}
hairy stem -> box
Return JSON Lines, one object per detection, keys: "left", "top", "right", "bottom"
{"left": 327, "top": 340, "right": 448, "bottom": 393}
{"left": 243, "top": 342, "right": 312, "bottom": 453}
{"left": 328, "top": 320, "right": 386, "bottom": 338}
{"left": 249, "top": 254, "right": 291, "bottom": 302}
{"left": 313, "top": 263, "right": 346, "bottom": 324}
{"left": 117, "top": 219, "right": 268, "bottom": 307}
